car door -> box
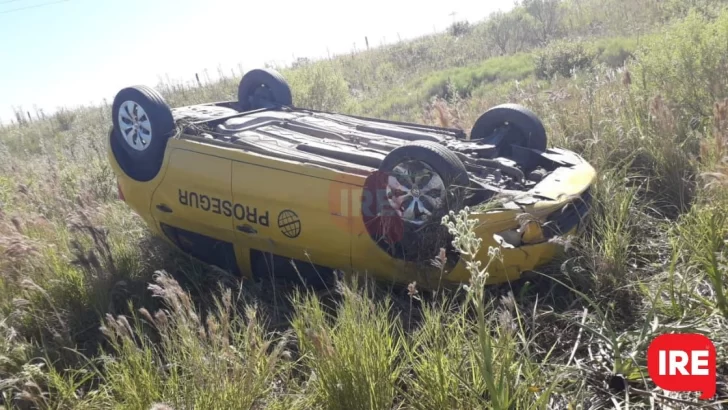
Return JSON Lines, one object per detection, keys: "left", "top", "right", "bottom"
{"left": 150, "top": 147, "right": 238, "bottom": 272}
{"left": 230, "top": 160, "right": 352, "bottom": 272}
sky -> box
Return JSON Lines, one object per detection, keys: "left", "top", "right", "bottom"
{"left": 0, "top": 0, "right": 515, "bottom": 123}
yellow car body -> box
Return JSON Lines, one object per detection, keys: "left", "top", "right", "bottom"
{"left": 108, "top": 70, "right": 596, "bottom": 290}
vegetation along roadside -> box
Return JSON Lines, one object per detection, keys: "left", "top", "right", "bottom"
{"left": 2, "top": 0, "right": 728, "bottom": 408}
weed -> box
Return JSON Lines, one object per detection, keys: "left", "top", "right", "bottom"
{"left": 1, "top": 1, "right": 728, "bottom": 408}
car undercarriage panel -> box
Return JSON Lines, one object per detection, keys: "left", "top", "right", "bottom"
{"left": 176, "top": 106, "right": 587, "bottom": 202}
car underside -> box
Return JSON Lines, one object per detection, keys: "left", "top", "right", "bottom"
{"left": 171, "top": 103, "right": 589, "bottom": 211}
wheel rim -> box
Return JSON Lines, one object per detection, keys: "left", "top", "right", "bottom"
{"left": 385, "top": 160, "right": 447, "bottom": 225}
{"left": 118, "top": 100, "right": 153, "bottom": 151}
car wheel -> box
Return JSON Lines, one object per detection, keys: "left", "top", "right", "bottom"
{"left": 470, "top": 103, "right": 547, "bottom": 153}
{"left": 237, "top": 68, "right": 293, "bottom": 111}
{"left": 111, "top": 85, "right": 175, "bottom": 181}
{"left": 364, "top": 140, "right": 470, "bottom": 263}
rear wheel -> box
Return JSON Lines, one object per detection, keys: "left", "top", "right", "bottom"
{"left": 470, "top": 103, "right": 547, "bottom": 155}
{"left": 237, "top": 68, "right": 293, "bottom": 111}
{"left": 363, "top": 140, "right": 470, "bottom": 263}
{"left": 111, "top": 85, "right": 175, "bottom": 181}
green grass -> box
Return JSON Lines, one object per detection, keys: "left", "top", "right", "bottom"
{"left": 2, "top": 0, "right": 728, "bottom": 408}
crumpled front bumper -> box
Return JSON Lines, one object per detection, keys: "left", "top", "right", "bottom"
{"left": 445, "top": 176, "right": 594, "bottom": 286}
{"left": 542, "top": 187, "right": 592, "bottom": 239}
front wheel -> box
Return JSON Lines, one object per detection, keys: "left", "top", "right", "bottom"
{"left": 111, "top": 85, "right": 175, "bottom": 181}
{"left": 363, "top": 140, "right": 470, "bottom": 263}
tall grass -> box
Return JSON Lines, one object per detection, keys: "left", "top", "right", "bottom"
{"left": 2, "top": 0, "right": 728, "bottom": 409}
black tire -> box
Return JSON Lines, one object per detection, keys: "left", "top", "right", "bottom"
{"left": 237, "top": 68, "right": 293, "bottom": 111}
{"left": 366, "top": 140, "right": 470, "bottom": 263}
{"left": 380, "top": 141, "right": 470, "bottom": 197}
{"left": 111, "top": 85, "right": 175, "bottom": 181}
{"left": 470, "top": 103, "right": 547, "bottom": 153}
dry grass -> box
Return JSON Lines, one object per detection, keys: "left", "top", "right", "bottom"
{"left": 2, "top": 1, "right": 728, "bottom": 409}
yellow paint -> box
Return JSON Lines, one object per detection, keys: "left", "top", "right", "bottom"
{"left": 108, "top": 130, "right": 597, "bottom": 290}
{"left": 521, "top": 220, "right": 545, "bottom": 244}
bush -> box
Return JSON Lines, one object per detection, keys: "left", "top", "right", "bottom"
{"left": 484, "top": 8, "right": 540, "bottom": 55}
{"left": 534, "top": 39, "right": 597, "bottom": 79}
{"left": 283, "top": 62, "right": 352, "bottom": 111}
{"left": 523, "top": 0, "right": 565, "bottom": 42}
{"left": 594, "top": 37, "right": 638, "bottom": 67}
{"left": 448, "top": 20, "right": 472, "bottom": 37}
{"left": 633, "top": 9, "right": 728, "bottom": 118}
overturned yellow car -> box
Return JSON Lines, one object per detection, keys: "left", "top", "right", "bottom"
{"left": 108, "top": 68, "right": 596, "bottom": 290}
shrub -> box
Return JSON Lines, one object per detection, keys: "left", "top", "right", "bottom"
{"left": 633, "top": 9, "right": 728, "bottom": 118}
{"left": 534, "top": 39, "right": 597, "bottom": 79}
{"left": 484, "top": 8, "right": 540, "bottom": 55}
{"left": 523, "top": 0, "right": 565, "bottom": 42}
{"left": 594, "top": 37, "right": 638, "bottom": 67}
{"left": 283, "top": 62, "right": 352, "bottom": 112}
{"left": 448, "top": 20, "right": 472, "bottom": 37}
{"left": 54, "top": 108, "right": 76, "bottom": 132}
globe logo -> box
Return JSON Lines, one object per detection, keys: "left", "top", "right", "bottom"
{"left": 277, "top": 209, "right": 301, "bottom": 238}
